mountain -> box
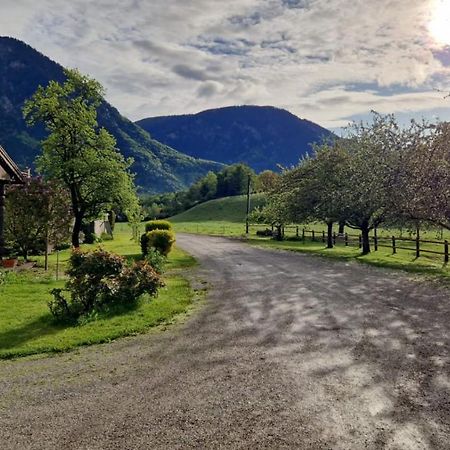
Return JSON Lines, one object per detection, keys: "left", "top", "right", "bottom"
{"left": 0, "top": 37, "right": 221, "bottom": 193}
{"left": 136, "top": 105, "right": 333, "bottom": 172}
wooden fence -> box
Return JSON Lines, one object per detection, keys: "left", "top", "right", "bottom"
{"left": 248, "top": 224, "right": 449, "bottom": 264}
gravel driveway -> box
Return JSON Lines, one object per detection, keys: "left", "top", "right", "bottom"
{"left": 0, "top": 234, "right": 449, "bottom": 449}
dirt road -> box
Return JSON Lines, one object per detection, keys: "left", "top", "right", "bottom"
{"left": 0, "top": 234, "right": 449, "bottom": 449}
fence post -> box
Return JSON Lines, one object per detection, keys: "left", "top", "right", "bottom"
{"left": 333, "top": 232, "right": 336, "bottom": 246}
{"left": 344, "top": 233, "right": 348, "bottom": 246}
{"left": 416, "top": 237, "right": 420, "bottom": 258}
{"left": 392, "top": 236, "right": 396, "bottom": 254}
{"left": 311, "top": 230, "right": 315, "bottom": 241}
{"left": 358, "top": 235, "right": 362, "bottom": 249}
{"left": 445, "top": 240, "right": 449, "bottom": 264}
{"left": 296, "top": 226, "right": 299, "bottom": 238}
{"left": 374, "top": 228, "right": 378, "bottom": 251}
{"left": 302, "top": 228, "right": 305, "bottom": 241}
{"left": 322, "top": 230, "right": 325, "bottom": 243}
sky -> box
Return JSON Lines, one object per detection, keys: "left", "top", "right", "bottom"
{"left": 2, "top": 0, "right": 450, "bottom": 130}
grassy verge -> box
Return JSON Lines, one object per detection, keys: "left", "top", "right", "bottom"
{"left": 0, "top": 223, "right": 197, "bottom": 360}
{"left": 248, "top": 238, "right": 450, "bottom": 282}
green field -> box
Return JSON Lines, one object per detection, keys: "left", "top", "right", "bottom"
{"left": 171, "top": 194, "right": 450, "bottom": 281}
{"left": 171, "top": 193, "right": 265, "bottom": 236}
{"left": 0, "top": 223, "right": 197, "bottom": 360}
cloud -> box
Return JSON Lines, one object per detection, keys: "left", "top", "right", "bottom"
{"left": 197, "top": 81, "right": 223, "bottom": 97}
{"left": 1, "top": 0, "right": 450, "bottom": 129}
{"left": 173, "top": 64, "right": 209, "bottom": 81}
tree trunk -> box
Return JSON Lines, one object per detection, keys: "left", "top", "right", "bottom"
{"left": 361, "top": 224, "right": 370, "bottom": 255}
{"left": 338, "top": 220, "right": 345, "bottom": 235}
{"left": 327, "top": 221, "right": 333, "bottom": 249}
{"left": 276, "top": 225, "right": 283, "bottom": 241}
{"left": 72, "top": 212, "right": 83, "bottom": 248}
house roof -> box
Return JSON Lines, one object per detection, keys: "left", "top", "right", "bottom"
{"left": 0, "top": 145, "right": 25, "bottom": 184}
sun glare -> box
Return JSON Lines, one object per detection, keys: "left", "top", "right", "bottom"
{"left": 429, "top": 0, "right": 450, "bottom": 46}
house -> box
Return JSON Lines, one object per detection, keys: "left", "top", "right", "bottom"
{"left": 0, "top": 145, "right": 25, "bottom": 257}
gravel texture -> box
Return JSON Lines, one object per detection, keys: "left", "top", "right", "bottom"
{"left": 0, "top": 233, "right": 449, "bottom": 449}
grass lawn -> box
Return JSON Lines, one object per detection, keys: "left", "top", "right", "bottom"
{"left": 0, "top": 223, "right": 197, "bottom": 360}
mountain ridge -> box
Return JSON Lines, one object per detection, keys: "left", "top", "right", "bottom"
{"left": 136, "top": 105, "right": 333, "bottom": 172}
{"left": 0, "top": 36, "right": 222, "bottom": 193}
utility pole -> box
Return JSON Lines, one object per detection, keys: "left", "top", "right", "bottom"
{"left": 245, "top": 175, "right": 251, "bottom": 234}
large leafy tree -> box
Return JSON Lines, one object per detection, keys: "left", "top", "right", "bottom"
{"left": 23, "top": 69, "right": 139, "bottom": 247}
{"left": 334, "top": 115, "right": 401, "bottom": 254}
{"left": 391, "top": 121, "right": 450, "bottom": 230}
{"left": 277, "top": 143, "right": 350, "bottom": 248}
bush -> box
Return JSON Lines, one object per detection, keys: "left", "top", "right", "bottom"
{"left": 141, "top": 230, "right": 175, "bottom": 256}
{"left": 145, "top": 220, "right": 173, "bottom": 232}
{"left": 145, "top": 247, "right": 166, "bottom": 274}
{"left": 48, "top": 249, "right": 163, "bottom": 322}
{"left": 141, "top": 229, "right": 175, "bottom": 256}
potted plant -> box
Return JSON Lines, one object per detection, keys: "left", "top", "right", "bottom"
{"left": 1, "top": 252, "right": 18, "bottom": 268}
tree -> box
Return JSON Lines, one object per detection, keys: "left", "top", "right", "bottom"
{"left": 337, "top": 114, "right": 401, "bottom": 254}
{"left": 256, "top": 170, "right": 280, "bottom": 192}
{"left": 23, "top": 69, "right": 139, "bottom": 247}
{"left": 216, "top": 164, "right": 255, "bottom": 197}
{"left": 390, "top": 121, "right": 450, "bottom": 231}
{"left": 276, "top": 143, "right": 349, "bottom": 248}
{"left": 5, "top": 178, "right": 72, "bottom": 260}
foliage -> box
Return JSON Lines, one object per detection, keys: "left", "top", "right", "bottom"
{"left": 23, "top": 68, "right": 140, "bottom": 248}
{"left": 216, "top": 163, "right": 255, "bottom": 198}
{"left": 5, "top": 177, "right": 72, "bottom": 259}
{"left": 145, "top": 220, "right": 173, "bottom": 232}
{"left": 389, "top": 121, "right": 450, "bottom": 231}
{"left": 48, "top": 249, "right": 163, "bottom": 322}
{"left": 141, "top": 230, "right": 176, "bottom": 256}
{"left": 144, "top": 247, "right": 167, "bottom": 274}
{"left": 268, "top": 114, "right": 404, "bottom": 253}
{"left": 255, "top": 170, "right": 280, "bottom": 192}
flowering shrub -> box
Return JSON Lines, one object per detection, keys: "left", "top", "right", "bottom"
{"left": 48, "top": 249, "right": 163, "bottom": 322}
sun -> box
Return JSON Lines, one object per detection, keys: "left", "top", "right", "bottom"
{"left": 429, "top": 0, "right": 450, "bottom": 46}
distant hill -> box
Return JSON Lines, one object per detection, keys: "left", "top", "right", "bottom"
{"left": 170, "top": 193, "right": 267, "bottom": 223}
{"left": 0, "top": 37, "right": 221, "bottom": 193}
{"left": 137, "top": 105, "right": 333, "bottom": 172}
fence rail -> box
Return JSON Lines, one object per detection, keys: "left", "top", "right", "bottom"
{"left": 248, "top": 224, "right": 449, "bottom": 263}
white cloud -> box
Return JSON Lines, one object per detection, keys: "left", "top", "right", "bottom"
{"left": 2, "top": 0, "right": 450, "bottom": 128}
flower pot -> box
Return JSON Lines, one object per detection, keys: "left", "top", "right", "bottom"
{"left": 1, "top": 258, "right": 18, "bottom": 268}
